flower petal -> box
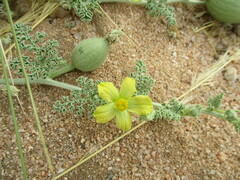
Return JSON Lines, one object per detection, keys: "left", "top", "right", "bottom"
{"left": 127, "top": 95, "right": 153, "bottom": 115}
{"left": 116, "top": 111, "right": 132, "bottom": 131}
{"left": 94, "top": 103, "right": 117, "bottom": 123}
{"left": 119, "top": 77, "right": 136, "bottom": 99}
{"left": 98, "top": 82, "right": 119, "bottom": 102}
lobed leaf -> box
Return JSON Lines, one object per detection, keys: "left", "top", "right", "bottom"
{"left": 130, "top": 60, "right": 154, "bottom": 95}
{"left": 208, "top": 93, "right": 224, "bottom": 110}
{"left": 146, "top": 0, "right": 176, "bottom": 26}
{"left": 10, "top": 24, "right": 64, "bottom": 80}
{"left": 54, "top": 76, "right": 105, "bottom": 119}
{"left": 60, "top": 0, "right": 100, "bottom": 22}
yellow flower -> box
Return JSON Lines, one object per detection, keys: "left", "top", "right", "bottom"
{"left": 94, "top": 77, "right": 153, "bottom": 131}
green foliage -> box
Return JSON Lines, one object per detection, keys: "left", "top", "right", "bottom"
{"left": 130, "top": 60, "right": 154, "bottom": 95}
{"left": 60, "top": 0, "right": 100, "bottom": 22}
{"left": 55, "top": 60, "right": 154, "bottom": 118}
{"left": 225, "top": 109, "right": 239, "bottom": 121}
{"left": 155, "top": 99, "right": 202, "bottom": 121}
{"left": 154, "top": 99, "right": 184, "bottom": 121}
{"left": 224, "top": 109, "right": 240, "bottom": 131}
{"left": 141, "top": 110, "right": 156, "bottom": 121}
{"left": 146, "top": 0, "right": 176, "bottom": 26}
{"left": 147, "top": 93, "right": 240, "bottom": 132}
{"left": 182, "top": 104, "right": 202, "bottom": 117}
{"left": 208, "top": 93, "right": 224, "bottom": 110}
{"left": 58, "top": 0, "right": 177, "bottom": 26}
{"left": 206, "top": 93, "right": 240, "bottom": 132}
{"left": 10, "top": 24, "right": 64, "bottom": 80}
{"left": 54, "top": 76, "right": 104, "bottom": 119}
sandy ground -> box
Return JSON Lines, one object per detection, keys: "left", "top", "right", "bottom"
{"left": 0, "top": 2, "right": 240, "bottom": 180}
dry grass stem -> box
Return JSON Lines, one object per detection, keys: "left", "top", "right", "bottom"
{"left": 3, "top": 50, "right": 26, "bottom": 114}
{"left": 98, "top": 5, "right": 183, "bottom": 86}
{"left": 2, "top": 1, "right": 59, "bottom": 55}
{"left": 52, "top": 121, "right": 147, "bottom": 180}
{"left": 1, "top": 1, "right": 239, "bottom": 179}
{"left": 51, "top": 5, "right": 240, "bottom": 179}
{"left": 194, "top": 20, "right": 219, "bottom": 33}
{"left": 178, "top": 49, "right": 240, "bottom": 100}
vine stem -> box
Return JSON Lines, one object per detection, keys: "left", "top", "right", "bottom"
{"left": 166, "top": 0, "right": 205, "bottom": 4}
{"left": 152, "top": 102, "right": 162, "bottom": 107}
{"left": 153, "top": 102, "right": 230, "bottom": 121}
{"left": 201, "top": 108, "right": 225, "bottom": 119}
{"left": 48, "top": 64, "right": 75, "bottom": 79}
{"left": 100, "top": 0, "right": 205, "bottom": 5}
{"left": 100, "top": 0, "right": 146, "bottom": 5}
{"left": 0, "top": 77, "right": 82, "bottom": 91}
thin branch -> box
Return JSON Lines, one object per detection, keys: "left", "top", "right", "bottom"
{"left": 3, "top": 0, "right": 55, "bottom": 175}
{"left": 0, "top": 77, "right": 82, "bottom": 91}
{"left": 52, "top": 121, "right": 147, "bottom": 180}
{"left": 178, "top": 50, "right": 240, "bottom": 100}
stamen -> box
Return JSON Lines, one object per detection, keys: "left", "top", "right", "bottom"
{"left": 116, "top": 98, "right": 128, "bottom": 111}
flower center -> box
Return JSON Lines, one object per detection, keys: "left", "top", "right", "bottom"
{"left": 116, "top": 98, "right": 128, "bottom": 111}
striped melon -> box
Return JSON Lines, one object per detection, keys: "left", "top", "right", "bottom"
{"left": 206, "top": 0, "right": 240, "bottom": 24}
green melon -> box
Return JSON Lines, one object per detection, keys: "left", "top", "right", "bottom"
{"left": 206, "top": 0, "right": 240, "bottom": 24}
{"left": 71, "top": 38, "right": 110, "bottom": 72}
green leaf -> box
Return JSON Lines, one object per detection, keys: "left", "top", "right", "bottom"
{"left": 10, "top": 24, "right": 64, "bottom": 80}
{"left": 141, "top": 110, "right": 156, "bottom": 121}
{"left": 130, "top": 60, "right": 154, "bottom": 95}
{"left": 225, "top": 109, "right": 239, "bottom": 122}
{"left": 60, "top": 0, "right": 100, "bottom": 22}
{"left": 146, "top": 0, "right": 176, "bottom": 26}
{"left": 154, "top": 99, "right": 184, "bottom": 121}
{"left": 208, "top": 93, "right": 224, "bottom": 109}
{"left": 225, "top": 109, "right": 240, "bottom": 132}
{"left": 54, "top": 76, "right": 104, "bottom": 119}
{"left": 183, "top": 105, "right": 202, "bottom": 117}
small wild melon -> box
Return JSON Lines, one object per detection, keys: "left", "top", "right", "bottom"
{"left": 206, "top": 0, "right": 240, "bottom": 24}
{"left": 71, "top": 38, "right": 109, "bottom": 72}
{"left": 48, "top": 30, "right": 122, "bottom": 78}
{"left": 71, "top": 30, "right": 122, "bottom": 72}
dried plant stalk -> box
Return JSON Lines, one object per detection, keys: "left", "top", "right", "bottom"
{"left": 179, "top": 49, "right": 240, "bottom": 100}
{"left": 0, "top": 0, "right": 59, "bottom": 36}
